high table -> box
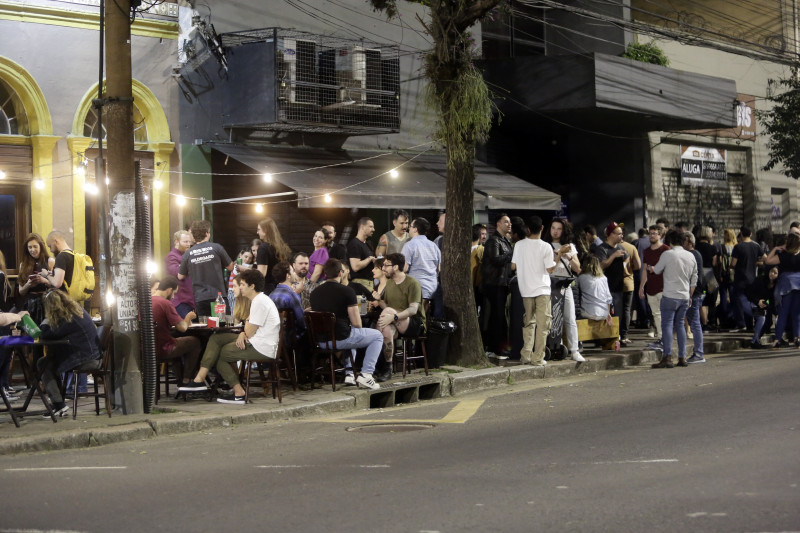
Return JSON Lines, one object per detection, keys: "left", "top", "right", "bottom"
{"left": 0, "top": 337, "right": 67, "bottom": 427}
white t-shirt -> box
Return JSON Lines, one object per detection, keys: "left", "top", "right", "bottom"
{"left": 511, "top": 237, "right": 556, "bottom": 298}
{"left": 550, "top": 242, "right": 577, "bottom": 278}
{"left": 247, "top": 292, "right": 280, "bottom": 358}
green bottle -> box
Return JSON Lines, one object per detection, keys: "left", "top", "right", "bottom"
{"left": 20, "top": 314, "right": 41, "bottom": 339}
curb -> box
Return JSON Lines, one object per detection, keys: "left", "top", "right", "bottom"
{"left": 0, "top": 337, "right": 755, "bottom": 455}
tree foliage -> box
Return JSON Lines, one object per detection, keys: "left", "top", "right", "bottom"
{"left": 759, "top": 65, "right": 800, "bottom": 180}
{"left": 370, "top": 0, "right": 501, "bottom": 366}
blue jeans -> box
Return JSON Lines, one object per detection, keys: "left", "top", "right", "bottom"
{"left": 732, "top": 286, "right": 753, "bottom": 329}
{"left": 686, "top": 294, "right": 704, "bottom": 357}
{"left": 775, "top": 289, "right": 800, "bottom": 342}
{"left": 661, "top": 296, "right": 690, "bottom": 358}
{"left": 321, "top": 327, "right": 383, "bottom": 375}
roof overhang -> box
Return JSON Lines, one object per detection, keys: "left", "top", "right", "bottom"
{"left": 208, "top": 143, "right": 562, "bottom": 210}
{"left": 483, "top": 52, "right": 739, "bottom": 132}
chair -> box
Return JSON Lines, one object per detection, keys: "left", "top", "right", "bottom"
{"left": 240, "top": 310, "right": 299, "bottom": 403}
{"left": 156, "top": 360, "right": 182, "bottom": 403}
{"left": 304, "top": 311, "right": 356, "bottom": 391}
{"left": 394, "top": 301, "right": 430, "bottom": 378}
{"left": 68, "top": 326, "right": 113, "bottom": 419}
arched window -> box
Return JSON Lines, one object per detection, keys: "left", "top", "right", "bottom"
{"left": 0, "top": 78, "right": 29, "bottom": 135}
{"left": 83, "top": 103, "right": 148, "bottom": 143}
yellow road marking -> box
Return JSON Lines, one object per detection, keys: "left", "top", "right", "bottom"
{"left": 438, "top": 398, "right": 486, "bottom": 424}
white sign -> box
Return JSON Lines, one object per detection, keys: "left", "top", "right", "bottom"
{"left": 680, "top": 145, "right": 727, "bottom": 187}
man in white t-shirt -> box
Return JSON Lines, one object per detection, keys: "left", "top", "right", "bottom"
{"left": 511, "top": 216, "right": 566, "bottom": 366}
{"left": 216, "top": 269, "right": 280, "bottom": 404}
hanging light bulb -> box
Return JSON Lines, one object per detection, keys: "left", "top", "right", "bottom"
{"left": 153, "top": 179, "right": 163, "bottom": 189}
{"left": 324, "top": 193, "right": 332, "bottom": 203}
{"left": 105, "top": 175, "right": 110, "bottom": 185}
{"left": 83, "top": 182, "right": 99, "bottom": 195}
{"left": 176, "top": 194, "right": 186, "bottom": 206}
{"left": 105, "top": 289, "right": 116, "bottom": 306}
{"left": 34, "top": 179, "right": 45, "bottom": 190}
{"left": 390, "top": 168, "right": 399, "bottom": 179}
{"left": 255, "top": 203, "right": 264, "bottom": 213}
{"left": 263, "top": 173, "right": 273, "bottom": 183}
{"left": 75, "top": 165, "right": 86, "bottom": 178}
{"left": 0, "top": 170, "right": 6, "bottom": 180}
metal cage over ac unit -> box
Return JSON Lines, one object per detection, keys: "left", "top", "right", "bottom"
{"left": 219, "top": 28, "right": 401, "bottom": 135}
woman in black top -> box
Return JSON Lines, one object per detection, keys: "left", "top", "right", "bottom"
{"left": 256, "top": 218, "right": 291, "bottom": 293}
{"left": 18, "top": 233, "right": 55, "bottom": 324}
{"left": 695, "top": 226, "right": 719, "bottom": 329}
{"left": 765, "top": 233, "right": 800, "bottom": 347}
{"left": 37, "top": 290, "right": 101, "bottom": 416}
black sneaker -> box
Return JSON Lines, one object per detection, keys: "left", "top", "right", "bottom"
{"left": 374, "top": 367, "right": 393, "bottom": 383}
{"left": 179, "top": 380, "right": 209, "bottom": 392}
{"left": 216, "top": 393, "right": 245, "bottom": 405}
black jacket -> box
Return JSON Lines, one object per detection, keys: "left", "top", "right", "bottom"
{"left": 481, "top": 233, "right": 513, "bottom": 288}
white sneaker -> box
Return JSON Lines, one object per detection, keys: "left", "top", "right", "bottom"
{"left": 571, "top": 351, "right": 586, "bottom": 362}
{"left": 647, "top": 329, "right": 656, "bottom": 338}
{"left": 344, "top": 374, "right": 357, "bottom": 386}
{"left": 356, "top": 373, "right": 380, "bottom": 390}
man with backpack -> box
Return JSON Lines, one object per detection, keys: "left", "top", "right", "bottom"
{"left": 45, "top": 231, "right": 95, "bottom": 304}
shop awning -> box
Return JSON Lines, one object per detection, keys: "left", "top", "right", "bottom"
{"left": 208, "top": 143, "right": 561, "bottom": 210}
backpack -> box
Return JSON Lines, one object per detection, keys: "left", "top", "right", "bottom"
{"left": 716, "top": 245, "right": 733, "bottom": 284}
{"left": 64, "top": 250, "right": 95, "bottom": 302}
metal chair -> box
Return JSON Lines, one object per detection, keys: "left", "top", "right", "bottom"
{"left": 394, "top": 301, "right": 430, "bottom": 378}
{"left": 240, "top": 309, "right": 299, "bottom": 403}
{"left": 304, "top": 311, "right": 356, "bottom": 391}
{"left": 68, "top": 326, "right": 113, "bottom": 419}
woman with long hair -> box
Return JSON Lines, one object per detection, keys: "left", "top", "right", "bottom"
{"left": 543, "top": 218, "right": 584, "bottom": 361}
{"left": 577, "top": 255, "right": 613, "bottom": 325}
{"left": 308, "top": 228, "right": 331, "bottom": 283}
{"left": 765, "top": 233, "right": 800, "bottom": 347}
{"left": 256, "top": 218, "right": 291, "bottom": 290}
{"left": 37, "top": 290, "right": 101, "bottom": 417}
{"left": 179, "top": 272, "right": 254, "bottom": 391}
{"left": 17, "top": 233, "right": 55, "bottom": 324}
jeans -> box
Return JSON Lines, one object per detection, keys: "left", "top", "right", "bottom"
{"left": 321, "top": 327, "right": 382, "bottom": 375}
{"left": 484, "top": 285, "right": 509, "bottom": 354}
{"left": 717, "top": 282, "right": 733, "bottom": 327}
{"left": 521, "top": 294, "right": 551, "bottom": 364}
{"left": 661, "top": 296, "right": 690, "bottom": 359}
{"left": 611, "top": 291, "right": 632, "bottom": 340}
{"left": 686, "top": 294, "right": 704, "bottom": 357}
{"left": 732, "top": 286, "right": 753, "bottom": 329}
{"left": 775, "top": 289, "right": 800, "bottom": 342}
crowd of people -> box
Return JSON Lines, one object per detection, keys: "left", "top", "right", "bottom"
{"left": 3, "top": 211, "right": 800, "bottom": 411}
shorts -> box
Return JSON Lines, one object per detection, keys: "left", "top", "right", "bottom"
{"left": 398, "top": 315, "right": 425, "bottom": 338}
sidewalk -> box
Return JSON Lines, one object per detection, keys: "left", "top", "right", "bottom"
{"left": 0, "top": 328, "right": 769, "bottom": 455}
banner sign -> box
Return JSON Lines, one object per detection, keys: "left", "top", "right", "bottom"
{"left": 680, "top": 145, "right": 727, "bottom": 187}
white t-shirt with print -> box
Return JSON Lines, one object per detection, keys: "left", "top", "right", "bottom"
{"left": 247, "top": 292, "right": 280, "bottom": 358}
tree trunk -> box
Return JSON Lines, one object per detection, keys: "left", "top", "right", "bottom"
{"left": 441, "top": 151, "right": 486, "bottom": 366}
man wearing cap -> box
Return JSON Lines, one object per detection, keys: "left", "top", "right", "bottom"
{"left": 594, "top": 222, "right": 632, "bottom": 344}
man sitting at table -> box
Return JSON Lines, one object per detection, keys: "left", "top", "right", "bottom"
{"left": 309, "top": 258, "right": 381, "bottom": 390}
{"left": 374, "top": 253, "right": 425, "bottom": 382}
{"left": 152, "top": 276, "right": 201, "bottom": 388}
{"left": 216, "top": 269, "right": 281, "bottom": 405}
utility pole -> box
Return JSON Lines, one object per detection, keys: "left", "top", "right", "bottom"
{"left": 105, "top": 0, "right": 143, "bottom": 413}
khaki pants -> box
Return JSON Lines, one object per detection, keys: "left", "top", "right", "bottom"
{"left": 521, "top": 295, "right": 551, "bottom": 364}
{"left": 647, "top": 292, "right": 663, "bottom": 339}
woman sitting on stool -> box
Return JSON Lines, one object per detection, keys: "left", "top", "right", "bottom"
{"left": 37, "top": 290, "right": 101, "bottom": 417}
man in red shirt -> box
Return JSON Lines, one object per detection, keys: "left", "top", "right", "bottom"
{"left": 152, "top": 276, "right": 201, "bottom": 386}
{"left": 639, "top": 225, "right": 670, "bottom": 349}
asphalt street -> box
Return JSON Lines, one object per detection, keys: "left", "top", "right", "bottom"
{"left": 1, "top": 349, "right": 798, "bottom": 533}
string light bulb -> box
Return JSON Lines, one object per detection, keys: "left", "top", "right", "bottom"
{"left": 263, "top": 173, "right": 272, "bottom": 183}
{"left": 255, "top": 203, "right": 264, "bottom": 213}
{"left": 390, "top": 168, "right": 399, "bottom": 178}
{"left": 84, "top": 182, "right": 99, "bottom": 195}
{"left": 34, "top": 179, "right": 44, "bottom": 190}
{"left": 0, "top": 170, "right": 5, "bottom": 180}
{"left": 153, "top": 179, "right": 163, "bottom": 189}
{"left": 105, "top": 289, "right": 115, "bottom": 306}
{"left": 75, "top": 165, "right": 86, "bottom": 178}
{"left": 324, "top": 193, "right": 332, "bottom": 203}
{"left": 146, "top": 260, "right": 158, "bottom": 276}
{"left": 105, "top": 176, "right": 110, "bottom": 185}
{"left": 176, "top": 194, "right": 186, "bottom": 206}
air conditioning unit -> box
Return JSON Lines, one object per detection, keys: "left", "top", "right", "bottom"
{"left": 279, "top": 38, "right": 317, "bottom": 104}
{"left": 336, "top": 46, "right": 382, "bottom": 106}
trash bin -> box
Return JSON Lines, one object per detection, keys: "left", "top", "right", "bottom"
{"left": 426, "top": 319, "right": 457, "bottom": 368}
